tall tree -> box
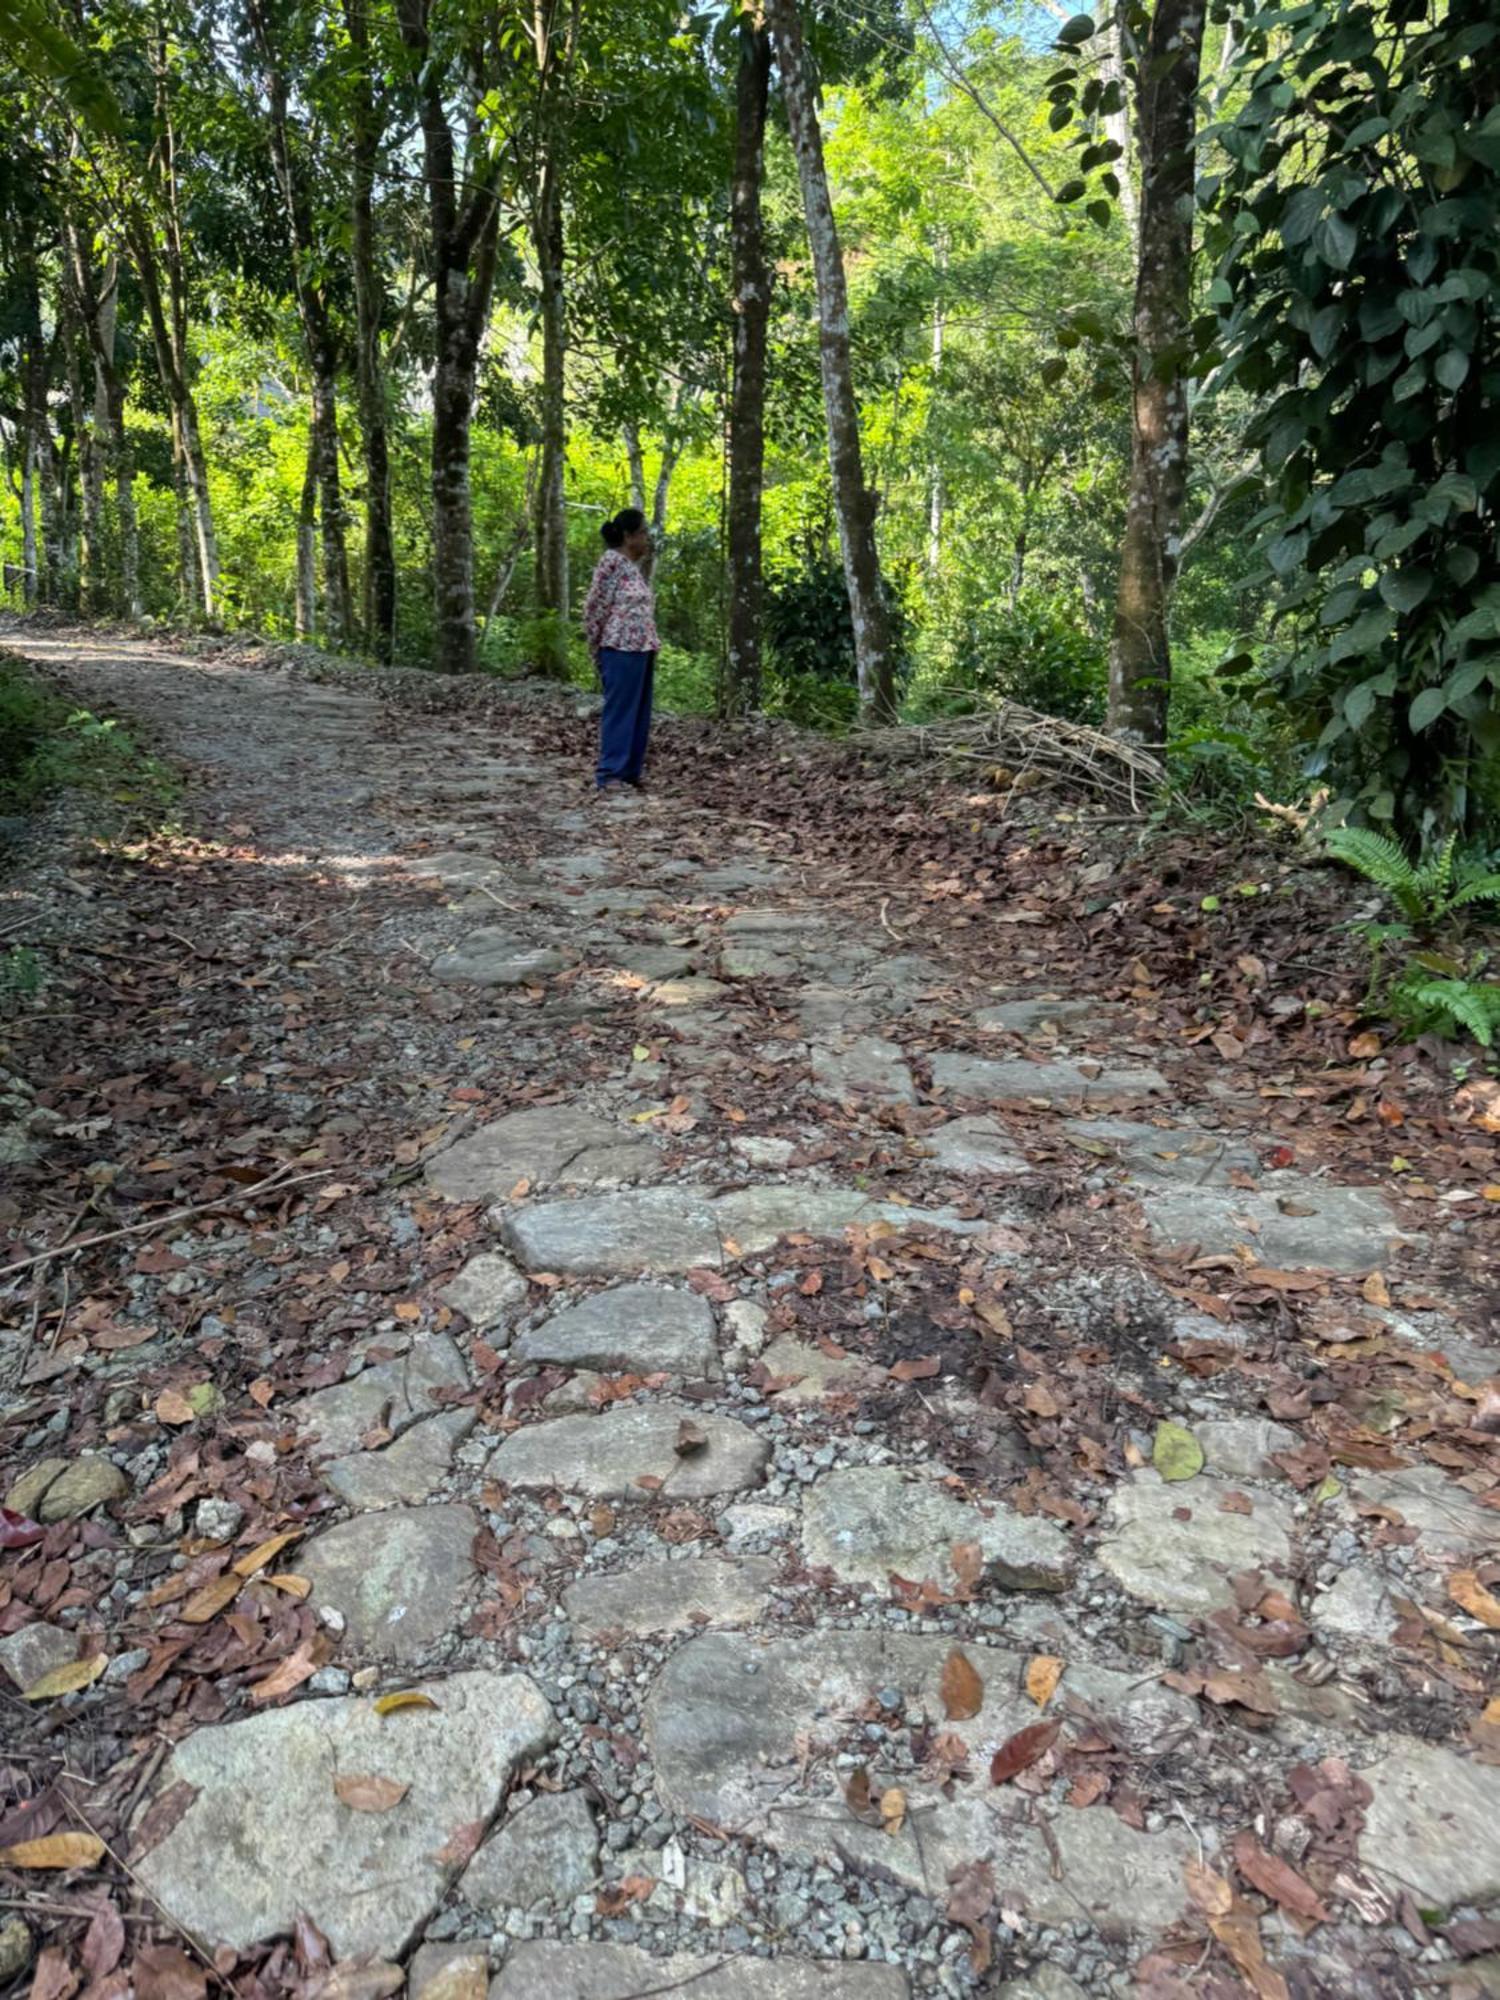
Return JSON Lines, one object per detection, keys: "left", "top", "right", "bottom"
{"left": 724, "top": 8, "right": 771, "bottom": 716}
{"left": 341, "top": 0, "right": 396, "bottom": 658}
{"left": 1104, "top": 0, "right": 1205, "bottom": 741}
{"left": 394, "top": 0, "right": 504, "bottom": 674}
{"left": 245, "top": 0, "right": 353, "bottom": 645}
{"left": 529, "top": 0, "right": 578, "bottom": 678}
{"left": 766, "top": 0, "right": 898, "bottom": 723}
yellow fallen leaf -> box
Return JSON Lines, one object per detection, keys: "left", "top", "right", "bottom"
{"left": 879, "top": 1786, "right": 907, "bottom": 1836}
{"left": 1025, "top": 1655, "right": 1065, "bottom": 1709}
{"left": 233, "top": 1530, "right": 301, "bottom": 1577}
{"left": 1483, "top": 1186, "right": 1500, "bottom": 1203}
{"left": 374, "top": 1691, "right": 439, "bottom": 1717}
{"left": 179, "top": 1574, "right": 241, "bottom": 1624}
{"left": 22, "top": 1653, "right": 108, "bottom": 1701}
{"left": 265, "top": 1573, "right": 312, "bottom": 1599}
{"left": 630, "top": 1106, "right": 665, "bottom": 1124}
{"left": 394, "top": 1302, "right": 421, "bottom": 1322}
{"left": 1483, "top": 1695, "right": 1500, "bottom": 1725}
{"left": 632, "top": 1045, "right": 652, "bottom": 1062}
{"left": 1152, "top": 1420, "right": 1204, "bottom": 1481}
{"left": 1450, "top": 1570, "right": 1500, "bottom": 1629}
{"left": 0, "top": 1832, "right": 106, "bottom": 1870}
{"left": 1362, "top": 1271, "right": 1392, "bottom": 1308}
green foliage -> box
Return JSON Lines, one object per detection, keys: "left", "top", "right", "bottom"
{"left": 963, "top": 593, "right": 1105, "bottom": 724}
{"left": 0, "top": 654, "right": 175, "bottom": 816}
{"left": 0, "top": 945, "right": 41, "bottom": 1010}
{"left": 1325, "top": 827, "right": 1500, "bottom": 930}
{"left": 1205, "top": 0, "right": 1500, "bottom": 842}
{"left": 1386, "top": 967, "right": 1500, "bottom": 1048}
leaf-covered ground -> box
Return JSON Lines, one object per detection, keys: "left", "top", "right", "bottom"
{"left": 2, "top": 623, "right": 1498, "bottom": 2000}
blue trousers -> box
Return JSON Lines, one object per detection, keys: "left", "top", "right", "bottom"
{"left": 596, "top": 648, "right": 654, "bottom": 787}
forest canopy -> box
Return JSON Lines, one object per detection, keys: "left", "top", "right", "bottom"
{"left": 1, "top": 0, "right": 1497, "bottom": 845}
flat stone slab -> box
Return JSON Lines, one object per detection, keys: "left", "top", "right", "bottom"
{"left": 323, "top": 1409, "right": 475, "bottom": 1509}
{"left": 759, "top": 1335, "right": 878, "bottom": 1404}
{"left": 289, "top": 1334, "right": 469, "bottom": 1456}
{"left": 1097, "top": 1472, "right": 1294, "bottom": 1616}
{"left": 299, "top": 1505, "right": 479, "bottom": 1663}
{"left": 809, "top": 1037, "right": 916, "bottom": 1103}
{"left": 564, "top": 1556, "right": 777, "bottom": 1636}
{"left": 490, "top": 1401, "right": 768, "bottom": 1500}
{"left": 802, "top": 1465, "right": 1074, "bottom": 1593}
{"left": 439, "top": 1252, "right": 529, "bottom": 1327}
{"left": 931, "top": 1051, "right": 1169, "bottom": 1106}
{"left": 514, "top": 1284, "right": 720, "bottom": 1378}
{"left": 1360, "top": 1738, "right": 1500, "bottom": 1911}
{"left": 431, "top": 929, "right": 570, "bottom": 986}
{"left": 131, "top": 1669, "right": 551, "bottom": 1959}
{"left": 976, "top": 997, "right": 1110, "bottom": 1036}
{"left": 1064, "top": 1117, "right": 1260, "bottom": 1187}
{"left": 461, "top": 1789, "right": 598, "bottom": 1912}
{"left": 920, "top": 1115, "right": 1028, "bottom": 1176}
{"left": 645, "top": 1631, "right": 1194, "bottom": 1932}
{"left": 491, "top": 1944, "right": 909, "bottom": 2000}
{"left": 1141, "top": 1177, "right": 1420, "bottom": 1273}
{"left": 501, "top": 1185, "right": 980, "bottom": 1277}
{"left": 426, "top": 1106, "right": 661, "bottom": 1199}
{"left": 1352, "top": 1463, "right": 1498, "bottom": 1555}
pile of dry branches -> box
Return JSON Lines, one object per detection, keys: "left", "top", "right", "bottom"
{"left": 859, "top": 701, "right": 1167, "bottom": 813}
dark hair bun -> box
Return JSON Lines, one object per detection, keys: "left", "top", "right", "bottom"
{"left": 602, "top": 506, "right": 646, "bottom": 550}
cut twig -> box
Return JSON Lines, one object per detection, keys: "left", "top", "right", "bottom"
{"left": 0, "top": 1165, "right": 331, "bottom": 1282}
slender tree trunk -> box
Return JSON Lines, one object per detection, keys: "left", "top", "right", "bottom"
{"left": 344, "top": 0, "right": 396, "bottom": 659}
{"left": 624, "top": 420, "right": 647, "bottom": 513}
{"left": 129, "top": 216, "right": 218, "bottom": 619}
{"left": 766, "top": 0, "right": 896, "bottom": 723}
{"left": 248, "top": 0, "right": 352, "bottom": 646}
{"left": 18, "top": 257, "right": 48, "bottom": 606}
{"left": 20, "top": 427, "right": 38, "bottom": 606}
{"left": 64, "top": 318, "right": 99, "bottom": 613}
{"left": 1103, "top": 12, "right": 1139, "bottom": 249}
{"left": 397, "top": 0, "right": 503, "bottom": 674}
{"left": 171, "top": 434, "right": 196, "bottom": 614}
{"left": 926, "top": 269, "right": 944, "bottom": 575}
{"left": 651, "top": 441, "right": 677, "bottom": 542}
{"left": 296, "top": 422, "right": 318, "bottom": 637}
{"left": 1106, "top": 0, "right": 1206, "bottom": 742}
{"left": 483, "top": 454, "right": 538, "bottom": 632}
{"left": 67, "top": 232, "right": 141, "bottom": 618}
{"left": 532, "top": 143, "right": 570, "bottom": 676}
{"left": 724, "top": 22, "right": 771, "bottom": 716}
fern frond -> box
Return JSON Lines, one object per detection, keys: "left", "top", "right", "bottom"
{"left": 1449, "top": 873, "right": 1500, "bottom": 912}
{"left": 1325, "top": 827, "right": 1426, "bottom": 920}
{"left": 1414, "top": 831, "right": 1459, "bottom": 906}
{"left": 1410, "top": 979, "right": 1500, "bottom": 1046}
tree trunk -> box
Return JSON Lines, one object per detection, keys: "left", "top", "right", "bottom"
{"left": 249, "top": 0, "right": 352, "bottom": 646}
{"left": 397, "top": 0, "right": 503, "bottom": 675}
{"left": 926, "top": 261, "right": 944, "bottom": 575}
{"left": 1106, "top": 0, "right": 1205, "bottom": 743}
{"left": 64, "top": 316, "right": 98, "bottom": 613}
{"left": 67, "top": 231, "right": 141, "bottom": 618}
{"left": 724, "top": 19, "right": 771, "bottom": 716}
{"left": 127, "top": 211, "right": 217, "bottom": 619}
{"left": 1103, "top": 11, "right": 1139, "bottom": 249}
{"left": 532, "top": 142, "right": 570, "bottom": 677}
{"left": 344, "top": 0, "right": 396, "bottom": 659}
{"left": 624, "top": 420, "right": 647, "bottom": 513}
{"left": 296, "top": 422, "right": 318, "bottom": 637}
{"left": 766, "top": 0, "right": 897, "bottom": 723}
{"left": 18, "top": 255, "right": 48, "bottom": 606}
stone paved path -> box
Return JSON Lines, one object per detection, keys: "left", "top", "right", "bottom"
{"left": 3, "top": 632, "right": 1499, "bottom": 2000}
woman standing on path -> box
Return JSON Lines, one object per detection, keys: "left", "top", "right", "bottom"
{"left": 583, "top": 507, "right": 659, "bottom": 792}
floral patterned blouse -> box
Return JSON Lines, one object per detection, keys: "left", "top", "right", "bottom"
{"left": 583, "top": 549, "right": 660, "bottom": 657}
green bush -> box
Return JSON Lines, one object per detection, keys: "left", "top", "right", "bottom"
{"left": 951, "top": 593, "right": 1106, "bottom": 724}
{"left": 0, "top": 654, "right": 176, "bottom": 817}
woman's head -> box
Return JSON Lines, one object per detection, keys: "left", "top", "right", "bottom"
{"left": 602, "top": 507, "right": 650, "bottom": 560}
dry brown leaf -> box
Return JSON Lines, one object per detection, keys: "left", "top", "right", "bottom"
{"left": 989, "top": 1720, "right": 1059, "bottom": 1785}
{"left": 1362, "top": 1271, "right": 1392, "bottom": 1308}
{"left": 232, "top": 1530, "right": 301, "bottom": 1577}
{"left": 334, "top": 1774, "right": 410, "bottom": 1814}
{"left": 940, "top": 1648, "right": 984, "bottom": 1721}
{"left": 22, "top": 1653, "right": 108, "bottom": 1701}
{"left": 1450, "top": 1570, "right": 1500, "bottom": 1629}
{"left": 133, "top": 1945, "right": 207, "bottom": 2000}
{"left": 178, "top": 1574, "right": 241, "bottom": 1625}
{"left": 248, "top": 1639, "right": 318, "bottom": 1704}
{"left": 1025, "top": 1654, "right": 1065, "bottom": 1709}
{"left": 264, "top": 1572, "right": 312, "bottom": 1599}
{"left": 1184, "top": 1857, "right": 1234, "bottom": 1919}
{"left": 153, "top": 1388, "right": 195, "bottom": 1426}
{"left": 950, "top": 1541, "right": 983, "bottom": 1593}
{"left": 879, "top": 1786, "right": 907, "bottom": 1836}
{"left": 0, "top": 1831, "right": 106, "bottom": 1870}
{"left": 27, "top": 1946, "right": 78, "bottom": 2000}
{"left": 1231, "top": 1830, "right": 1329, "bottom": 1925}
{"left": 81, "top": 1897, "right": 125, "bottom": 1981}
{"left": 891, "top": 1354, "right": 941, "bottom": 1383}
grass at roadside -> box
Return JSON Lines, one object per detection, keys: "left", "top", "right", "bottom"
{"left": 0, "top": 646, "right": 178, "bottom": 823}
